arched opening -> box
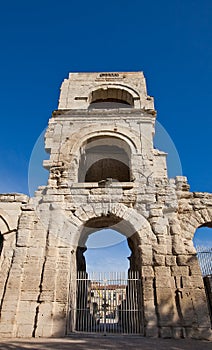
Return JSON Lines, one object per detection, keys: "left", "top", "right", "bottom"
{"left": 78, "top": 229, "right": 131, "bottom": 274}
{"left": 76, "top": 215, "right": 140, "bottom": 273}
{"left": 78, "top": 136, "right": 132, "bottom": 183}
{"left": 193, "top": 223, "right": 212, "bottom": 325}
{"left": 193, "top": 224, "right": 212, "bottom": 276}
{"left": 73, "top": 215, "right": 144, "bottom": 334}
{"left": 89, "top": 88, "right": 134, "bottom": 109}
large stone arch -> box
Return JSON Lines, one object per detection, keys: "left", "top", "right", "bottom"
{"left": 44, "top": 202, "right": 157, "bottom": 335}
{"left": 74, "top": 202, "right": 155, "bottom": 245}
{"left": 46, "top": 201, "right": 156, "bottom": 272}
{"left": 178, "top": 194, "right": 212, "bottom": 242}
{"left": 61, "top": 202, "right": 156, "bottom": 334}
{"left": 48, "top": 202, "right": 156, "bottom": 251}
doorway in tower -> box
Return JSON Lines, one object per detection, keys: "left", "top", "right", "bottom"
{"left": 71, "top": 224, "right": 144, "bottom": 335}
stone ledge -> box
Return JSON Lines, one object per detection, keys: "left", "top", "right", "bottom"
{"left": 70, "top": 182, "right": 135, "bottom": 189}
{"left": 0, "top": 193, "right": 29, "bottom": 203}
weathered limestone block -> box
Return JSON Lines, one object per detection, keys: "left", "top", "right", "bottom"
{"left": 188, "top": 259, "right": 204, "bottom": 276}
{"left": 138, "top": 245, "right": 153, "bottom": 265}
{"left": 28, "top": 229, "right": 47, "bottom": 248}
{"left": 150, "top": 217, "right": 168, "bottom": 236}
{"left": 155, "top": 287, "right": 179, "bottom": 326}
{"left": 155, "top": 266, "right": 174, "bottom": 288}
{"left": 16, "top": 301, "right": 37, "bottom": 325}
{"left": 189, "top": 275, "right": 205, "bottom": 288}
{"left": 165, "top": 255, "right": 177, "bottom": 266}
{"left": 185, "top": 327, "right": 212, "bottom": 341}
{"left": 170, "top": 223, "right": 181, "bottom": 235}
{"left": 21, "top": 272, "right": 42, "bottom": 291}
{"left": 34, "top": 302, "right": 54, "bottom": 337}
{"left": 74, "top": 206, "right": 91, "bottom": 222}
{"left": 178, "top": 199, "right": 193, "bottom": 213}
{"left": 153, "top": 254, "right": 165, "bottom": 266}
{"left": 142, "top": 276, "right": 154, "bottom": 297}
{"left": 171, "top": 266, "right": 189, "bottom": 277}
{"left": 153, "top": 236, "right": 168, "bottom": 254}
{"left": 199, "top": 208, "right": 212, "bottom": 222}
{"left": 149, "top": 207, "right": 163, "bottom": 217}
{"left": 176, "top": 255, "right": 192, "bottom": 266}
{"left": 0, "top": 312, "right": 17, "bottom": 337}
{"left": 176, "top": 289, "right": 197, "bottom": 326}
{"left": 144, "top": 300, "right": 158, "bottom": 336}
{"left": 51, "top": 302, "right": 67, "bottom": 336}
{"left": 138, "top": 194, "right": 156, "bottom": 204}
{"left": 55, "top": 273, "right": 70, "bottom": 302}
{"left": 141, "top": 266, "right": 155, "bottom": 277}
{"left": 16, "top": 228, "right": 31, "bottom": 247}
{"left": 172, "top": 235, "right": 186, "bottom": 254}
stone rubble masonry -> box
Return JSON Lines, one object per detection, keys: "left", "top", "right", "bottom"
{"left": 0, "top": 72, "right": 211, "bottom": 339}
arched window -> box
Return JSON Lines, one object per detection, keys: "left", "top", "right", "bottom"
{"left": 89, "top": 88, "right": 134, "bottom": 109}
{"left": 78, "top": 136, "right": 132, "bottom": 183}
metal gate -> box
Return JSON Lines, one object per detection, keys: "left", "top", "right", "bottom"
{"left": 71, "top": 271, "right": 143, "bottom": 334}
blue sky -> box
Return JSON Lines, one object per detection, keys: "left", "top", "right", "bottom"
{"left": 0, "top": 1, "right": 211, "bottom": 271}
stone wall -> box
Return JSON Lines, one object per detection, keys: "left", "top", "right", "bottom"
{"left": 0, "top": 72, "right": 211, "bottom": 339}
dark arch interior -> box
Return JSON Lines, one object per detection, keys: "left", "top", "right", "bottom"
{"left": 85, "top": 158, "right": 130, "bottom": 182}
{"left": 78, "top": 139, "right": 131, "bottom": 183}
{"left": 89, "top": 88, "right": 134, "bottom": 109}
{"left": 89, "top": 99, "right": 132, "bottom": 109}
{"left": 200, "top": 222, "right": 212, "bottom": 228}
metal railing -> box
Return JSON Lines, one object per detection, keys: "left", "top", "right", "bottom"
{"left": 72, "top": 271, "right": 144, "bottom": 335}
{"left": 196, "top": 246, "right": 212, "bottom": 277}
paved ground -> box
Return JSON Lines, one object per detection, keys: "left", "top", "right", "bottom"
{"left": 0, "top": 336, "right": 211, "bottom": 350}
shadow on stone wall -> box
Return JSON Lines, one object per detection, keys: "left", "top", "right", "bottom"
{"left": 154, "top": 288, "right": 211, "bottom": 340}
{"left": 149, "top": 255, "right": 212, "bottom": 340}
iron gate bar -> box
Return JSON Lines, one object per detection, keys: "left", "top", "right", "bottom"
{"left": 71, "top": 271, "right": 144, "bottom": 335}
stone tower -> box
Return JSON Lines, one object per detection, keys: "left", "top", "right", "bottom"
{"left": 0, "top": 72, "right": 211, "bottom": 339}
